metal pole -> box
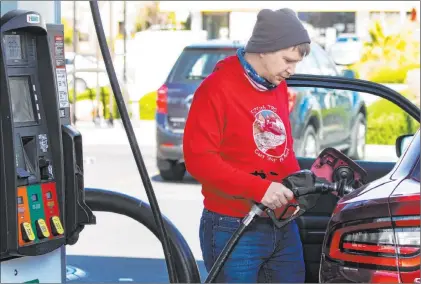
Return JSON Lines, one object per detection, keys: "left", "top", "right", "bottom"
{"left": 95, "top": 35, "right": 101, "bottom": 125}
{"left": 123, "top": 1, "right": 131, "bottom": 122}
{"left": 72, "top": 0, "right": 77, "bottom": 124}
{"left": 108, "top": 1, "right": 114, "bottom": 127}
{"left": 123, "top": 1, "right": 127, "bottom": 90}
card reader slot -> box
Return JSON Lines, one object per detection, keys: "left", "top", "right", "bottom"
{"left": 18, "top": 136, "right": 38, "bottom": 184}
{"left": 22, "top": 136, "right": 36, "bottom": 174}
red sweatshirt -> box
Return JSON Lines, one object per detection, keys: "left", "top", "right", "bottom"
{"left": 183, "top": 55, "right": 300, "bottom": 217}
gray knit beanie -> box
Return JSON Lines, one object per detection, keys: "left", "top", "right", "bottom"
{"left": 245, "top": 8, "right": 311, "bottom": 53}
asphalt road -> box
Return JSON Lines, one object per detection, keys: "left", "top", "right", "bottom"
{"left": 65, "top": 120, "right": 398, "bottom": 282}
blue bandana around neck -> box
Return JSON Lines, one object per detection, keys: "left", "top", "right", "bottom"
{"left": 236, "top": 47, "right": 277, "bottom": 91}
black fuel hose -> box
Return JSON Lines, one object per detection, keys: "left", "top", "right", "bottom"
{"left": 84, "top": 188, "right": 201, "bottom": 283}
{"left": 204, "top": 223, "right": 248, "bottom": 283}
{"left": 89, "top": 1, "right": 178, "bottom": 282}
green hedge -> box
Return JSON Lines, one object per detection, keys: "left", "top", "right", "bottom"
{"left": 350, "top": 20, "right": 420, "bottom": 84}
{"left": 138, "top": 91, "right": 157, "bottom": 120}
{"left": 366, "top": 91, "right": 419, "bottom": 145}
{"left": 69, "top": 87, "right": 120, "bottom": 119}
{"left": 350, "top": 62, "right": 420, "bottom": 84}
{"left": 368, "top": 63, "right": 420, "bottom": 84}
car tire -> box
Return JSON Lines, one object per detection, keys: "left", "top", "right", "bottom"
{"left": 301, "top": 125, "right": 320, "bottom": 158}
{"left": 346, "top": 112, "right": 366, "bottom": 160}
{"left": 160, "top": 162, "right": 186, "bottom": 181}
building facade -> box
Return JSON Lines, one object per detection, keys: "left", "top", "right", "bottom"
{"left": 160, "top": 1, "right": 420, "bottom": 43}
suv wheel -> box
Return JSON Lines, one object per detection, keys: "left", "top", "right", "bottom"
{"left": 346, "top": 112, "right": 366, "bottom": 160}
{"left": 301, "top": 125, "right": 319, "bottom": 158}
{"left": 160, "top": 162, "right": 186, "bottom": 181}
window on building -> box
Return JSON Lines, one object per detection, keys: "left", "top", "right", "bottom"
{"left": 298, "top": 12, "right": 356, "bottom": 34}
{"left": 202, "top": 12, "right": 230, "bottom": 40}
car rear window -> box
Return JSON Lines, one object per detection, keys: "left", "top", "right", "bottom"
{"left": 167, "top": 48, "right": 236, "bottom": 83}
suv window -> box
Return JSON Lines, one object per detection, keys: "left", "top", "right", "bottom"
{"left": 168, "top": 48, "right": 236, "bottom": 83}
{"left": 311, "top": 44, "right": 338, "bottom": 76}
{"left": 296, "top": 50, "right": 320, "bottom": 75}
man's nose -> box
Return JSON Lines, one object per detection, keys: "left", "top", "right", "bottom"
{"left": 287, "top": 65, "right": 296, "bottom": 76}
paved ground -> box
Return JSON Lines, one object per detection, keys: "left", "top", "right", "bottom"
{"left": 65, "top": 119, "right": 398, "bottom": 282}
{"left": 66, "top": 120, "right": 206, "bottom": 282}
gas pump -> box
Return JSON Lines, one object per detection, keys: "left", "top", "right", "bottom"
{"left": 0, "top": 9, "right": 96, "bottom": 283}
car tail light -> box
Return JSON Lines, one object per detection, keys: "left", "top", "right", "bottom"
{"left": 328, "top": 216, "right": 420, "bottom": 271}
{"left": 287, "top": 87, "right": 297, "bottom": 113}
{"left": 156, "top": 84, "right": 168, "bottom": 114}
{"left": 343, "top": 227, "right": 419, "bottom": 254}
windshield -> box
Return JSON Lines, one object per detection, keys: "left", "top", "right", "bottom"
{"left": 167, "top": 48, "right": 236, "bottom": 83}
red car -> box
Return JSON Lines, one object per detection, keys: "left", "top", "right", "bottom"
{"left": 287, "top": 75, "right": 420, "bottom": 283}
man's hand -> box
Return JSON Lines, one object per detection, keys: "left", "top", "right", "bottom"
{"left": 260, "top": 182, "right": 294, "bottom": 210}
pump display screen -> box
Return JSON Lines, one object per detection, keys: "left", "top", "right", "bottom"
{"left": 4, "top": 35, "right": 23, "bottom": 60}
{"left": 8, "top": 77, "right": 36, "bottom": 123}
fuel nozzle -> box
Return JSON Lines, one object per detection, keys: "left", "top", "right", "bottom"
{"left": 314, "top": 180, "right": 338, "bottom": 194}
{"left": 309, "top": 176, "right": 354, "bottom": 197}
{"left": 282, "top": 169, "right": 337, "bottom": 197}
{"left": 283, "top": 169, "right": 353, "bottom": 197}
{"left": 258, "top": 170, "right": 349, "bottom": 229}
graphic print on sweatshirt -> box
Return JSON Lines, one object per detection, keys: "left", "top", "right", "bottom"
{"left": 251, "top": 105, "right": 290, "bottom": 163}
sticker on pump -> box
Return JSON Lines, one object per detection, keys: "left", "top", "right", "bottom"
{"left": 54, "top": 36, "right": 65, "bottom": 67}
{"left": 38, "top": 134, "right": 48, "bottom": 153}
{"left": 56, "top": 69, "right": 69, "bottom": 108}
{"left": 26, "top": 14, "right": 40, "bottom": 24}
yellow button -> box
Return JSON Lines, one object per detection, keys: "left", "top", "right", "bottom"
{"left": 36, "top": 219, "right": 50, "bottom": 239}
{"left": 21, "top": 222, "right": 35, "bottom": 242}
{"left": 50, "top": 216, "right": 64, "bottom": 236}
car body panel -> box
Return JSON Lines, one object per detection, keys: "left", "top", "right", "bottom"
{"left": 165, "top": 82, "right": 201, "bottom": 131}
{"left": 319, "top": 131, "right": 420, "bottom": 283}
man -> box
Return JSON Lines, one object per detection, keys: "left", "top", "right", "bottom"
{"left": 183, "top": 8, "right": 311, "bottom": 283}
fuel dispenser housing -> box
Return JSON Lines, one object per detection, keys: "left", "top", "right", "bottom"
{"left": 0, "top": 9, "right": 95, "bottom": 263}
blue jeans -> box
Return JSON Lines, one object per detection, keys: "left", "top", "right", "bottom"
{"left": 199, "top": 209, "right": 305, "bottom": 283}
